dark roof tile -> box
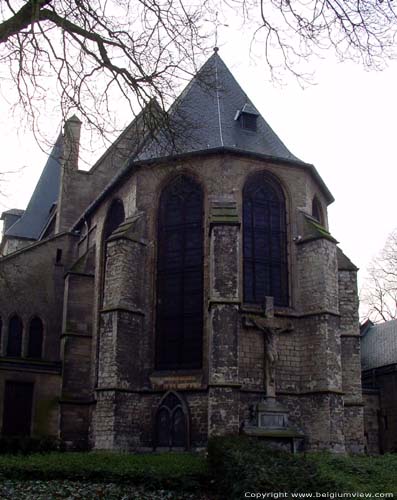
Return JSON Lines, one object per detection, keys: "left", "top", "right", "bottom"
{"left": 137, "top": 53, "right": 300, "bottom": 162}
{"left": 5, "top": 134, "right": 62, "bottom": 240}
{"left": 361, "top": 320, "right": 397, "bottom": 370}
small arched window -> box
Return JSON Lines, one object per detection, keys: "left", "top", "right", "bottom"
{"left": 103, "top": 199, "right": 125, "bottom": 242}
{"left": 312, "top": 196, "right": 323, "bottom": 224}
{"left": 155, "top": 392, "right": 189, "bottom": 449}
{"left": 243, "top": 172, "right": 288, "bottom": 307}
{"left": 7, "top": 315, "right": 23, "bottom": 357}
{"left": 101, "top": 198, "right": 125, "bottom": 302}
{"left": 28, "top": 317, "right": 43, "bottom": 359}
{"left": 156, "top": 175, "right": 203, "bottom": 370}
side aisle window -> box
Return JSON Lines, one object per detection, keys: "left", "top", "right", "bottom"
{"left": 28, "top": 317, "right": 43, "bottom": 359}
{"left": 7, "top": 315, "right": 23, "bottom": 357}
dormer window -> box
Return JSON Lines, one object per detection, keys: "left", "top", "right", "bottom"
{"left": 235, "top": 103, "right": 259, "bottom": 132}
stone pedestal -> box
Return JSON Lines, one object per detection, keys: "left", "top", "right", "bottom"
{"left": 243, "top": 397, "right": 304, "bottom": 452}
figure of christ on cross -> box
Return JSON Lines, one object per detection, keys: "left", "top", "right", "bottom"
{"left": 247, "top": 297, "right": 293, "bottom": 398}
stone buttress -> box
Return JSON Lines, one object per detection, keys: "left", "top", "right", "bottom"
{"left": 94, "top": 213, "right": 147, "bottom": 450}
{"left": 207, "top": 198, "right": 241, "bottom": 436}
{"left": 294, "top": 215, "right": 345, "bottom": 452}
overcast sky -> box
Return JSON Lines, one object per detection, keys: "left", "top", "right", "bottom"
{"left": 1, "top": 32, "right": 396, "bottom": 306}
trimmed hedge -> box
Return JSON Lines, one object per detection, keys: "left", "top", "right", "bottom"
{"left": 207, "top": 436, "right": 397, "bottom": 498}
{"left": 0, "top": 436, "right": 64, "bottom": 455}
{"left": 0, "top": 451, "right": 208, "bottom": 492}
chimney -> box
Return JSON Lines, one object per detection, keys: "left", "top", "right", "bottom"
{"left": 63, "top": 115, "right": 81, "bottom": 170}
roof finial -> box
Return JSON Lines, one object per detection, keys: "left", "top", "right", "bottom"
{"left": 214, "top": 11, "right": 219, "bottom": 51}
{"left": 213, "top": 11, "right": 228, "bottom": 53}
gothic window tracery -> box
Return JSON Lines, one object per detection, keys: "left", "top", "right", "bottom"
{"left": 156, "top": 175, "right": 203, "bottom": 370}
{"left": 7, "top": 315, "right": 23, "bottom": 357}
{"left": 243, "top": 172, "right": 288, "bottom": 307}
{"left": 155, "top": 392, "right": 189, "bottom": 449}
{"left": 27, "top": 317, "right": 43, "bottom": 359}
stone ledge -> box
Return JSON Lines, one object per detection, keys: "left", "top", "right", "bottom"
{"left": 208, "top": 299, "right": 240, "bottom": 309}
{"left": 61, "top": 331, "right": 93, "bottom": 339}
{"left": 150, "top": 371, "right": 203, "bottom": 390}
{"left": 344, "top": 401, "right": 365, "bottom": 407}
{"left": 278, "top": 389, "right": 345, "bottom": 396}
{"left": 94, "top": 386, "right": 208, "bottom": 394}
{"left": 243, "top": 427, "right": 304, "bottom": 438}
{"left": 64, "top": 271, "right": 94, "bottom": 278}
{"left": 59, "top": 398, "right": 95, "bottom": 405}
{"left": 208, "top": 382, "right": 242, "bottom": 389}
{"left": 0, "top": 357, "right": 62, "bottom": 374}
{"left": 100, "top": 306, "right": 145, "bottom": 316}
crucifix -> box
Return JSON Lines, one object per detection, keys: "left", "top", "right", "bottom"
{"left": 213, "top": 11, "right": 229, "bottom": 51}
{"left": 243, "top": 297, "right": 293, "bottom": 398}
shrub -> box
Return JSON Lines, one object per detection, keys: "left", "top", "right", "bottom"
{"left": 0, "top": 436, "right": 63, "bottom": 455}
{"left": 207, "top": 436, "right": 341, "bottom": 498}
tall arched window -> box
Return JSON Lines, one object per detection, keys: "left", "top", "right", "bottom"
{"left": 312, "top": 196, "right": 323, "bottom": 225}
{"left": 28, "top": 317, "right": 43, "bottom": 359}
{"left": 243, "top": 172, "right": 288, "bottom": 307}
{"left": 156, "top": 175, "right": 203, "bottom": 370}
{"left": 7, "top": 315, "right": 23, "bottom": 357}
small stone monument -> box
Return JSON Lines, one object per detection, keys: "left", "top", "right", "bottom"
{"left": 242, "top": 297, "right": 304, "bottom": 452}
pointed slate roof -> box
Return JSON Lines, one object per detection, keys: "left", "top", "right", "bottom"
{"left": 73, "top": 53, "right": 333, "bottom": 228}
{"left": 5, "top": 134, "right": 62, "bottom": 240}
{"left": 137, "top": 51, "right": 300, "bottom": 162}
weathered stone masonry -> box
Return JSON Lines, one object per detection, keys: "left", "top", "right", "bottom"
{"left": 0, "top": 52, "right": 366, "bottom": 453}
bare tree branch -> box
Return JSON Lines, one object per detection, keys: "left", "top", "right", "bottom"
{"left": 361, "top": 228, "right": 397, "bottom": 323}
{"left": 1, "top": 0, "right": 397, "bottom": 149}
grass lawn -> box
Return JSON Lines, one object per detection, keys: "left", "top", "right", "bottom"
{"left": 0, "top": 443, "right": 396, "bottom": 499}
{"left": 308, "top": 452, "right": 397, "bottom": 493}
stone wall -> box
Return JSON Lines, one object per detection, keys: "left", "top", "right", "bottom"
{"left": 338, "top": 268, "right": 365, "bottom": 453}
{"left": 87, "top": 154, "right": 363, "bottom": 451}
{"left": 0, "top": 148, "right": 365, "bottom": 452}
{"left": 0, "top": 233, "right": 77, "bottom": 439}
{"left": 363, "top": 390, "right": 380, "bottom": 454}
{"left": 0, "top": 370, "right": 61, "bottom": 437}
{"left": 363, "top": 367, "right": 397, "bottom": 453}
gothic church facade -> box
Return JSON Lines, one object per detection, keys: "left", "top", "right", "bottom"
{"left": 0, "top": 52, "right": 365, "bottom": 452}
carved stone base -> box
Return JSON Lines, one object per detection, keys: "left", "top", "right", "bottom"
{"left": 243, "top": 397, "right": 305, "bottom": 453}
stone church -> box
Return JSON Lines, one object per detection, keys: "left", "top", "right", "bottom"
{"left": 0, "top": 51, "right": 365, "bottom": 453}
